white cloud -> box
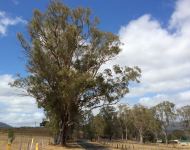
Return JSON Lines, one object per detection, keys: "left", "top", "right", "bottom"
{"left": 1, "top": 0, "right": 190, "bottom": 126}
{"left": 104, "top": 0, "right": 190, "bottom": 107}
{"left": 0, "top": 10, "right": 26, "bottom": 36}
{"left": 139, "top": 94, "right": 168, "bottom": 107}
{"left": 170, "top": 0, "right": 190, "bottom": 32}
{"left": 0, "top": 75, "right": 44, "bottom": 127}
{"left": 139, "top": 90, "right": 190, "bottom": 108}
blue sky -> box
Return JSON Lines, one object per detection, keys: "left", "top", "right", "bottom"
{"left": 0, "top": 0, "right": 190, "bottom": 126}
{"left": 0, "top": 0, "right": 175, "bottom": 75}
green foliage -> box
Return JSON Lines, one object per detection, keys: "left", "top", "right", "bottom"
{"left": 143, "top": 130, "right": 156, "bottom": 143}
{"left": 82, "top": 104, "right": 163, "bottom": 143}
{"left": 177, "top": 105, "right": 190, "bottom": 128}
{"left": 153, "top": 101, "right": 176, "bottom": 126}
{"left": 8, "top": 129, "right": 15, "bottom": 144}
{"left": 117, "top": 104, "right": 132, "bottom": 140}
{"left": 152, "top": 101, "right": 176, "bottom": 144}
{"left": 92, "top": 115, "right": 106, "bottom": 138}
{"left": 99, "top": 106, "right": 120, "bottom": 139}
{"left": 81, "top": 103, "right": 190, "bottom": 144}
{"left": 12, "top": 0, "right": 141, "bottom": 145}
{"left": 81, "top": 110, "right": 96, "bottom": 140}
{"left": 132, "top": 105, "right": 157, "bottom": 143}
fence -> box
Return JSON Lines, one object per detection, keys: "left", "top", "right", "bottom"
{"left": 0, "top": 134, "right": 52, "bottom": 150}
{"left": 98, "top": 140, "right": 190, "bottom": 150}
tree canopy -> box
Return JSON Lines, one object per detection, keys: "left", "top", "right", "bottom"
{"left": 12, "top": 0, "right": 141, "bottom": 145}
{"left": 153, "top": 101, "right": 176, "bottom": 144}
{"left": 82, "top": 101, "right": 189, "bottom": 144}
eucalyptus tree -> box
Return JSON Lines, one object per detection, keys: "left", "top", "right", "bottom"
{"left": 81, "top": 110, "right": 95, "bottom": 140}
{"left": 12, "top": 0, "right": 141, "bottom": 145}
{"left": 149, "top": 108, "right": 162, "bottom": 141}
{"left": 91, "top": 114, "right": 106, "bottom": 140}
{"left": 100, "top": 106, "right": 122, "bottom": 140}
{"left": 153, "top": 101, "right": 176, "bottom": 144}
{"left": 177, "top": 105, "right": 190, "bottom": 128}
{"left": 118, "top": 104, "right": 132, "bottom": 141}
{"left": 132, "top": 105, "right": 154, "bottom": 143}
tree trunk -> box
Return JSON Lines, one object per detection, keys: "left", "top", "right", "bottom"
{"left": 54, "top": 131, "right": 62, "bottom": 145}
{"left": 140, "top": 133, "right": 143, "bottom": 144}
{"left": 60, "top": 112, "right": 69, "bottom": 146}
{"left": 164, "top": 131, "right": 168, "bottom": 144}
{"left": 139, "top": 129, "right": 143, "bottom": 144}
{"left": 154, "top": 132, "right": 158, "bottom": 143}
{"left": 125, "top": 126, "right": 128, "bottom": 141}
{"left": 61, "top": 124, "right": 68, "bottom": 146}
{"left": 121, "top": 132, "right": 123, "bottom": 140}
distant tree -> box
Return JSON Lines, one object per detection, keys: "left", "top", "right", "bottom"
{"left": 132, "top": 105, "right": 154, "bottom": 143}
{"left": 118, "top": 104, "right": 132, "bottom": 141}
{"left": 8, "top": 129, "right": 15, "bottom": 144}
{"left": 177, "top": 105, "right": 190, "bottom": 128}
{"left": 153, "top": 101, "right": 176, "bottom": 144}
{"left": 98, "top": 106, "right": 119, "bottom": 140}
{"left": 81, "top": 110, "right": 95, "bottom": 140}
{"left": 168, "top": 130, "right": 186, "bottom": 141}
{"left": 92, "top": 115, "right": 106, "bottom": 140}
{"left": 11, "top": 0, "right": 141, "bottom": 146}
{"left": 149, "top": 108, "right": 162, "bottom": 142}
{"left": 40, "top": 118, "right": 49, "bottom": 127}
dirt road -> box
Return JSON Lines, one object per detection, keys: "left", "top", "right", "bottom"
{"left": 77, "top": 140, "right": 110, "bottom": 150}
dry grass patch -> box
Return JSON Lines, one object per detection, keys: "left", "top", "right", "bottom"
{"left": 101, "top": 141, "right": 190, "bottom": 150}
{"left": 0, "top": 132, "right": 51, "bottom": 150}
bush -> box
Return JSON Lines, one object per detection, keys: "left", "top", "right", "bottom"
{"left": 8, "top": 129, "right": 15, "bottom": 144}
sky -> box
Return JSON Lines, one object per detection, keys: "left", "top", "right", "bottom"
{"left": 0, "top": 0, "right": 190, "bottom": 127}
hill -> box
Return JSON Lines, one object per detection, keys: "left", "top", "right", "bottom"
{"left": 0, "top": 122, "right": 12, "bottom": 128}
{"left": 0, "top": 127, "right": 51, "bottom": 137}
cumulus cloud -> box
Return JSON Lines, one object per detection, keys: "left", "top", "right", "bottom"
{"left": 0, "top": 75, "right": 44, "bottom": 127}
{"left": 0, "top": 10, "right": 26, "bottom": 36}
{"left": 104, "top": 0, "right": 190, "bottom": 107}
{"left": 1, "top": 0, "right": 190, "bottom": 126}
{"left": 139, "top": 90, "right": 190, "bottom": 108}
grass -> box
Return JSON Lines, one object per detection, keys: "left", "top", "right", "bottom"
{"left": 0, "top": 127, "right": 51, "bottom": 137}
{"left": 0, "top": 128, "right": 51, "bottom": 150}
{"left": 1, "top": 128, "right": 190, "bottom": 150}
{"left": 99, "top": 140, "right": 190, "bottom": 150}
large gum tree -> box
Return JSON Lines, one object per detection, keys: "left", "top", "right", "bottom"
{"left": 12, "top": 0, "right": 141, "bottom": 146}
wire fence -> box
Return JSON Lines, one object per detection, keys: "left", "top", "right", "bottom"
{"left": 0, "top": 134, "right": 52, "bottom": 150}
{"left": 98, "top": 140, "right": 190, "bottom": 150}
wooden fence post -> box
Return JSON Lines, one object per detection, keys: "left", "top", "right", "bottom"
{"left": 35, "top": 143, "right": 39, "bottom": 150}
{"left": 27, "top": 141, "right": 30, "bottom": 150}
{"left": 30, "top": 138, "right": 34, "bottom": 150}
{"left": 19, "top": 139, "right": 22, "bottom": 150}
{"left": 42, "top": 139, "right": 44, "bottom": 149}
{"left": 6, "top": 144, "right": 11, "bottom": 150}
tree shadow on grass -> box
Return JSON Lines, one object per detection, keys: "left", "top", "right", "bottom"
{"left": 77, "top": 140, "right": 110, "bottom": 150}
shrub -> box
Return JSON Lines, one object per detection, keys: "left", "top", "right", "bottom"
{"left": 8, "top": 129, "right": 15, "bottom": 144}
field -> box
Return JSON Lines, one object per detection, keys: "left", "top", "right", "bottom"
{"left": 98, "top": 140, "right": 190, "bottom": 150}
{"left": 1, "top": 128, "right": 190, "bottom": 150}
{"left": 0, "top": 128, "right": 51, "bottom": 150}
